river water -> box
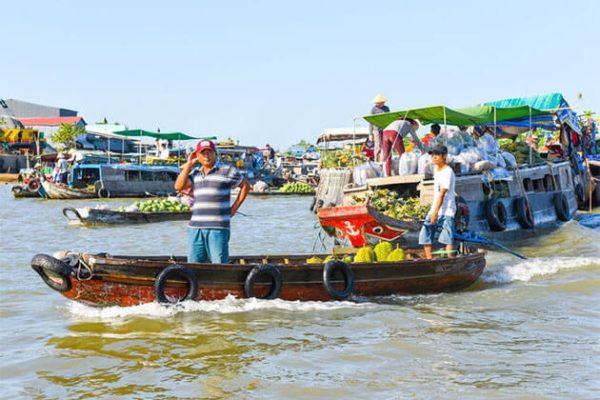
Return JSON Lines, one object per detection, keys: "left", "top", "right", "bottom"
{"left": 1, "top": 185, "right": 599, "bottom": 399}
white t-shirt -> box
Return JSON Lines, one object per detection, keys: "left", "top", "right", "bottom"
{"left": 429, "top": 165, "right": 456, "bottom": 217}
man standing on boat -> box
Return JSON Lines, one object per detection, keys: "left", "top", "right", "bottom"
{"left": 381, "top": 118, "right": 424, "bottom": 176}
{"left": 175, "top": 139, "right": 250, "bottom": 264}
{"left": 419, "top": 145, "right": 456, "bottom": 259}
{"left": 370, "top": 94, "right": 390, "bottom": 162}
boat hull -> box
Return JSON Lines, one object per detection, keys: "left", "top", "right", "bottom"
{"left": 63, "top": 207, "right": 191, "bottom": 225}
{"left": 41, "top": 181, "right": 97, "bottom": 199}
{"left": 32, "top": 251, "right": 486, "bottom": 307}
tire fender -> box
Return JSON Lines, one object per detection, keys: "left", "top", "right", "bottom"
{"left": 27, "top": 179, "right": 41, "bottom": 192}
{"left": 31, "top": 254, "right": 73, "bottom": 292}
{"left": 322, "top": 260, "right": 354, "bottom": 300}
{"left": 154, "top": 264, "right": 198, "bottom": 303}
{"left": 553, "top": 192, "right": 571, "bottom": 222}
{"left": 485, "top": 198, "right": 507, "bottom": 231}
{"left": 97, "top": 186, "right": 111, "bottom": 198}
{"left": 514, "top": 197, "right": 535, "bottom": 229}
{"left": 244, "top": 264, "right": 283, "bottom": 300}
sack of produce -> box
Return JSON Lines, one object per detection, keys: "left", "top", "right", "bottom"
{"left": 454, "top": 154, "right": 470, "bottom": 174}
{"left": 353, "top": 162, "right": 382, "bottom": 186}
{"left": 124, "top": 205, "right": 140, "bottom": 212}
{"left": 491, "top": 168, "right": 511, "bottom": 180}
{"left": 473, "top": 160, "right": 494, "bottom": 173}
{"left": 502, "top": 151, "right": 518, "bottom": 169}
{"left": 417, "top": 154, "right": 433, "bottom": 175}
{"left": 253, "top": 180, "right": 269, "bottom": 192}
{"left": 398, "top": 151, "right": 419, "bottom": 175}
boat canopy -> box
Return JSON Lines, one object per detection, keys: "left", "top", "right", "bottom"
{"left": 317, "top": 127, "right": 370, "bottom": 143}
{"left": 364, "top": 104, "right": 555, "bottom": 130}
{"left": 73, "top": 163, "right": 180, "bottom": 173}
{"left": 112, "top": 129, "right": 209, "bottom": 141}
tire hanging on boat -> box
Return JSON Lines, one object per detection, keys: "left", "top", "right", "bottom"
{"left": 322, "top": 260, "right": 354, "bottom": 300}
{"left": 514, "top": 197, "right": 535, "bottom": 229}
{"left": 244, "top": 264, "right": 283, "bottom": 300}
{"left": 97, "top": 186, "right": 111, "bottom": 198}
{"left": 12, "top": 185, "right": 23, "bottom": 194}
{"left": 30, "top": 254, "right": 73, "bottom": 292}
{"left": 553, "top": 192, "right": 571, "bottom": 222}
{"left": 154, "top": 264, "right": 198, "bottom": 303}
{"left": 485, "top": 198, "right": 507, "bottom": 231}
{"left": 27, "top": 179, "right": 41, "bottom": 192}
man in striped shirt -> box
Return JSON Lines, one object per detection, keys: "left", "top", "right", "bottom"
{"left": 175, "top": 140, "right": 250, "bottom": 263}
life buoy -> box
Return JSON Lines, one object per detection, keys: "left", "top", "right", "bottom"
{"left": 322, "top": 260, "right": 354, "bottom": 300}
{"left": 514, "top": 197, "right": 535, "bottom": 229}
{"left": 485, "top": 198, "right": 507, "bottom": 231}
{"left": 97, "top": 186, "right": 111, "bottom": 198}
{"left": 553, "top": 192, "right": 571, "bottom": 222}
{"left": 27, "top": 179, "right": 41, "bottom": 192}
{"left": 154, "top": 264, "right": 198, "bottom": 303}
{"left": 30, "top": 254, "right": 72, "bottom": 292}
{"left": 244, "top": 264, "right": 283, "bottom": 299}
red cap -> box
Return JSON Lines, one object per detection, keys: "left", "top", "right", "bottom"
{"left": 196, "top": 140, "right": 216, "bottom": 153}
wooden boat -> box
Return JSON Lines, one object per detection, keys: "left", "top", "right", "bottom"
{"left": 40, "top": 180, "right": 97, "bottom": 199}
{"left": 63, "top": 207, "right": 191, "bottom": 225}
{"left": 30, "top": 248, "right": 486, "bottom": 307}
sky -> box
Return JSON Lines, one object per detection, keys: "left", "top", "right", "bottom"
{"left": 2, "top": 0, "right": 599, "bottom": 150}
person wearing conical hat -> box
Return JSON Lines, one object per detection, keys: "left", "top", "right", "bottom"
{"left": 370, "top": 94, "right": 390, "bottom": 163}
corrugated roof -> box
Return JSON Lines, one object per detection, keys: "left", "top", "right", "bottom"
{"left": 17, "top": 116, "right": 85, "bottom": 126}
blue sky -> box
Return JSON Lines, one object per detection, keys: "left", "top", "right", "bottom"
{"left": 3, "top": 0, "right": 599, "bottom": 150}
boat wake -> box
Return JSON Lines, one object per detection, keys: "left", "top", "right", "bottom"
{"left": 67, "top": 294, "right": 370, "bottom": 319}
{"left": 481, "top": 256, "right": 599, "bottom": 284}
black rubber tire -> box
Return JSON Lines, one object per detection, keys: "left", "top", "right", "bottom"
{"left": 97, "top": 186, "right": 111, "bottom": 199}
{"left": 244, "top": 264, "right": 283, "bottom": 299}
{"left": 12, "top": 186, "right": 23, "bottom": 194}
{"left": 554, "top": 192, "right": 571, "bottom": 222}
{"left": 27, "top": 179, "right": 40, "bottom": 193}
{"left": 154, "top": 264, "right": 198, "bottom": 303}
{"left": 322, "top": 260, "right": 354, "bottom": 300}
{"left": 514, "top": 197, "right": 535, "bottom": 229}
{"left": 485, "top": 199, "right": 507, "bottom": 231}
{"left": 31, "top": 254, "right": 72, "bottom": 292}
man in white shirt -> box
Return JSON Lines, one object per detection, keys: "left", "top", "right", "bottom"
{"left": 418, "top": 145, "right": 456, "bottom": 259}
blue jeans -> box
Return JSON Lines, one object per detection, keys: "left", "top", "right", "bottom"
{"left": 418, "top": 215, "right": 455, "bottom": 246}
{"left": 187, "top": 228, "right": 230, "bottom": 264}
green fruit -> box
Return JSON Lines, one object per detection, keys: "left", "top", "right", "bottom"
{"left": 374, "top": 242, "right": 393, "bottom": 262}
{"left": 387, "top": 247, "right": 405, "bottom": 262}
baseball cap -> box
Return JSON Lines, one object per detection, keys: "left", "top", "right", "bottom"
{"left": 428, "top": 145, "right": 448, "bottom": 155}
{"left": 196, "top": 140, "right": 216, "bottom": 153}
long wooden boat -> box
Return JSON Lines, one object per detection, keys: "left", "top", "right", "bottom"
{"left": 30, "top": 248, "right": 486, "bottom": 307}
{"left": 63, "top": 207, "right": 191, "bottom": 225}
{"left": 41, "top": 180, "right": 97, "bottom": 199}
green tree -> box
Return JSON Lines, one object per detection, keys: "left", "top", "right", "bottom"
{"left": 52, "top": 123, "right": 85, "bottom": 148}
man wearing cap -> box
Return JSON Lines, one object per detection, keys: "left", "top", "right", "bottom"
{"left": 418, "top": 145, "right": 456, "bottom": 259}
{"left": 175, "top": 140, "right": 250, "bottom": 264}
{"left": 370, "top": 94, "right": 390, "bottom": 162}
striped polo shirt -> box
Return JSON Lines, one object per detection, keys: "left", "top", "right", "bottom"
{"left": 188, "top": 163, "right": 243, "bottom": 229}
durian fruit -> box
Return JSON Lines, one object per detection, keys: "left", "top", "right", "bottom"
{"left": 354, "top": 245, "right": 376, "bottom": 263}
{"left": 306, "top": 256, "right": 323, "bottom": 264}
{"left": 387, "top": 246, "right": 405, "bottom": 262}
{"left": 342, "top": 255, "right": 354, "bottom": 264}
{"left": 374, "top": 242, "right": 393, "bottom": 262}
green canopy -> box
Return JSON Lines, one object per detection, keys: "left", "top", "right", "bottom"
{"left": 112, "top": 129, "right": 199, "bottom": 140}
{"left": 457, "top": 105, "right": 552, "bottom": 123}
{"left": 364, "top": 104, "right": 554, "bottom": 128}
{"left": 363, "top": 105, "right": 484, "bottom": 128}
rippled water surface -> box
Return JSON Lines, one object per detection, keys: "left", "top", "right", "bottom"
{"left": 1, "top": 185, "right": 599, "bottom": 399}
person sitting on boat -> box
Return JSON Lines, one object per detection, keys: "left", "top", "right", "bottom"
{"left": 421, "top": 123, "right": 441, "bottom": 148}
{"left": 175, "top": 139, "right": 250, "bottom": 264}
{"left": 362, "top": 136, "right": 375, "bottom": 161}
{"left": 382, "top": 118, "right": 424, "bottom": 176}
{"left": 159, "top": 143, "right": 170, "bottom": 159}
{"left": 419, "top": 145, "right": 456, "bottom": 260}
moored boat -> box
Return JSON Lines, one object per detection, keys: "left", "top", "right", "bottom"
{"left": 40, "top": 180, "right": 97, "bottom": 199}
{"left": 63, "top": 207, "right": 191, "bottom": 225}
{"left": 30, "top": 248, "right": 486, "bottom": 307}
